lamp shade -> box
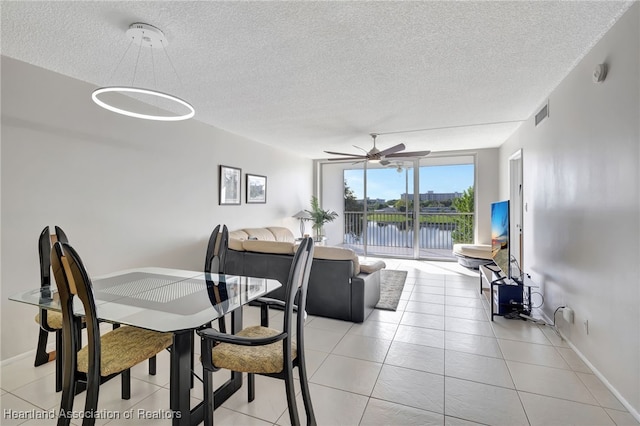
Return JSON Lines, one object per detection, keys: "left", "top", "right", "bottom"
{"left": 293, "top": 210, "right": 312, "bottom": 219}
{"left": 293, "top": 210, "right": 311, "bottom": 238}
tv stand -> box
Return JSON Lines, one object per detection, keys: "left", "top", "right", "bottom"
{"left": 483, "top": 263, "right": 503, "bottom": 274}
{"left": 479, "top": 264, "right": 537, "bottom": 321}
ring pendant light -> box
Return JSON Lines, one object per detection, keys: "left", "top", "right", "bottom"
{"left": 91, "top": 23, "right": 195, "bottom": 121}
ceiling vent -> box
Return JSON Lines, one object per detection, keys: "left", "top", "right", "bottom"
{"left": 535, "top": 102, "right": 549, "bottom": 126}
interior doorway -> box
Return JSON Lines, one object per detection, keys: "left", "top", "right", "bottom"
{"left": 509, "top": 150, "right": 523, "bottom": 271}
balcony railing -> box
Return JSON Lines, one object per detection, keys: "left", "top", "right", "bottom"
{"left": 343, "top": 211, "right": 474, "bottom": 251}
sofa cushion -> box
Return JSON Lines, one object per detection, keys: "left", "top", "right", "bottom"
{"left": 352, "top": 256, "right": 360, "bottom": 276}
{"left": 267, "top": 227, "right": 295, "bottom": 243}
{"left": 359, "top": 260, "right": 386, "bottom": 274}
{"left": 243, "top": 228, "right": 277, "bottom": 241}
{"left": 243, "top": 240, "right": 295, "bottom": 255}
{"left": 229, "top": 238, "right": 245, "bottom": 251}
{"left": 229, "top": 230, "right": 249, "bottom": 240}
{"left": 312, "top": 246, "right": 360, "bottom": 275}
{"left": 312, "top": 246, "right": 355, "bottom": 261}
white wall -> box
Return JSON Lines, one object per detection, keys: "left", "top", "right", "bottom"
{"left": 0, "top": 57, "right": 313, "bottom": 360}
{"left": 499, "top": 3, "right": 639, "bottom": 416}
{"left": 318, "top": 161, "right": 346, "bottom": 247}
{"left": 474, "top": 149, "right": 499, "bottom": 245}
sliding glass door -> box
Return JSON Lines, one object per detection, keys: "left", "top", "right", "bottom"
{"left": 340, "top": 155, "right": 475, "bottom": 259}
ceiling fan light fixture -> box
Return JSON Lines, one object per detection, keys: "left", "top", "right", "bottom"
{"left": 324, "top": 132, "right": 431, "bottom": 162}
{"left": 91, "top": 23, "right": 195, "bottom": 122}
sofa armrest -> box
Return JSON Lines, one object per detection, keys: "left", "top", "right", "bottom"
{"left": 350, "top": 270, "right": 381, "bottom": 323}
{"left": 359, "top": 260, "right": 386, "bottom": 274}
{"left": 305, "top": 258, "right": 353, "bottom": 320}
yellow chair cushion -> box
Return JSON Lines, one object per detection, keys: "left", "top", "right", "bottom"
{"left": 35, "top": 310, "right": 87, "bottom": 329}
{"left": 211, "top": 326, "right": 296, "bottom": 374}
{"left": 77, "top": 326, "right": 172, "bottom": 377}
{"left": 34, "top": 311, "right": 63, "bottom": 329}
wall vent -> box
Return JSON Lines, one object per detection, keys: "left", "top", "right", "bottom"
{"left": 535, "top": 102, "right": 549, "bottom": 126}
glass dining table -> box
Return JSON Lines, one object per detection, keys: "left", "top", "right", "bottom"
{"left": 9, "top": 267, "right": 282, "bottom": 426}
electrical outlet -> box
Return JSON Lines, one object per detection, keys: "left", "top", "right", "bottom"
{"left": 563, "top": 307, "right": 574, "bottom": 324}
{"left": 584, "top": 319, "right": 589, "bottom": 335}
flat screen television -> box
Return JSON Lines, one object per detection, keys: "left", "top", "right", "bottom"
{"left": 491, "top": 200, "right": 510, "bottom": 279}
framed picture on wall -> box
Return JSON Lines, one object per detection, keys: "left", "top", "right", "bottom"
{"left": 219, "top": 165, "right": 241, "bottom": 205}
{"left": 246, "top": 174, "right": 267, "bottom": 204}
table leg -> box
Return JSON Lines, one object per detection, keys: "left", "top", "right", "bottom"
{"left": 170, "top": 330, "right": 193, "bottom": 426}
{"left": 170, "top": 308, "right": 245, "bottom": 426}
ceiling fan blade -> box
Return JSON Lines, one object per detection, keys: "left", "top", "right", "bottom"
{"left": 378, "top": 143, "right": 405, "bottom": 157}
{"left": 324, "top": 150, "right": 365, "bottom": 157}
{"left": 326, "top": 156, "right": 368, "bottom": 161}
{"left": 353, "top": 145, "right": 368, "bottom": 155}
{"left": 386, "top": 150, "right": 431, "bottom": 158}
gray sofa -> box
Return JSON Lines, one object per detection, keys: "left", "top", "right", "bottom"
{"left": 223, "top": 227, "right": 384, "bottom": 322}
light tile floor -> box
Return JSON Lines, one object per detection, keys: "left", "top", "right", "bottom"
{"left": 1, "top": 258, "right": 638, "bottom": 425}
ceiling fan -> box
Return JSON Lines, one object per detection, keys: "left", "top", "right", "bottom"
{"left": 324, "top": 133, "right": 431, "bottom": 164}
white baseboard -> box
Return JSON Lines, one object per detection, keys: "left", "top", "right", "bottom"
{"left": 0, "top": 349, "right": 36, "bottom": 367}
{"left": 539, "top": 310, "right": 640, "bottom": 423}
{"left": 0, "top": 343, "right": 55, "bottom": 368}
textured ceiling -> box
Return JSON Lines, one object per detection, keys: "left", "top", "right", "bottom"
{"left": 1, "top": 1, "right": 633, "bottom": 159}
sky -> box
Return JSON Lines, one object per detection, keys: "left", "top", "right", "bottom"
{"left": 344, "top": 164, "right": 474, "bottom": 201}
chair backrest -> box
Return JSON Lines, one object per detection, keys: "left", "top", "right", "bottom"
{"left": 283, "top": 238, "right": 314, "bottom": 337}
{"left": 39, "top": 226, "right": 70, "bottom": 288}
{"left": 204, "top": 225, "right": 229, "bottom": 274}
{"left": 54, "top": 226, "right": 69, "bottom": 244}
{"left": 51, "top": 242, "right": 102, "bottom": 410}
{"left": 39, "top": 227, "right": 52, "bottom": 288}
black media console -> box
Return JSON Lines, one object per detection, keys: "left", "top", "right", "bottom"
{"left": 479, "top": 264, "right": 537, "bottom": 321}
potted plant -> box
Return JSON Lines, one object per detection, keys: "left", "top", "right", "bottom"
{"left": 305, "top": 196, "right": 338, "bottom": 242}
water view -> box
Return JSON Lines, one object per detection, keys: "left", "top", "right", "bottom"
{"left": 344, "top": 221, "right": 454, "bottom": 249}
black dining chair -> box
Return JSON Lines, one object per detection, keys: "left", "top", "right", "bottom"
{"left": 51, "top": 241, "right": 173, "bottom": 426}
{"left": 204, "top": 224, "right": 230, "bottom": 333}
{"left": 170, "top": 224, "right": 232, "bottom": 391}
{"left": 197, "top": 237, "right": 316, "bottom": 426}
{"left": 34, "top": 226, "right": 72, "bottom": 392}
{"left": 34, "top": 227, "right": 159, "bottom": 393}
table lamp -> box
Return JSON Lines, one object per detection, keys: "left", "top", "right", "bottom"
{"left": 292, "top": 210, "right": 312, "bottom": 238}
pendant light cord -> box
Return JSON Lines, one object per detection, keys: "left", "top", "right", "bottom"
{"left": 106, "top": 38, "right": 134, "bottom": 86}
{"left": 132, "top": 40, "right": 143, "bottom": 86}
{"left": 162, "top": 42, "right": 186, "bottom": 91}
